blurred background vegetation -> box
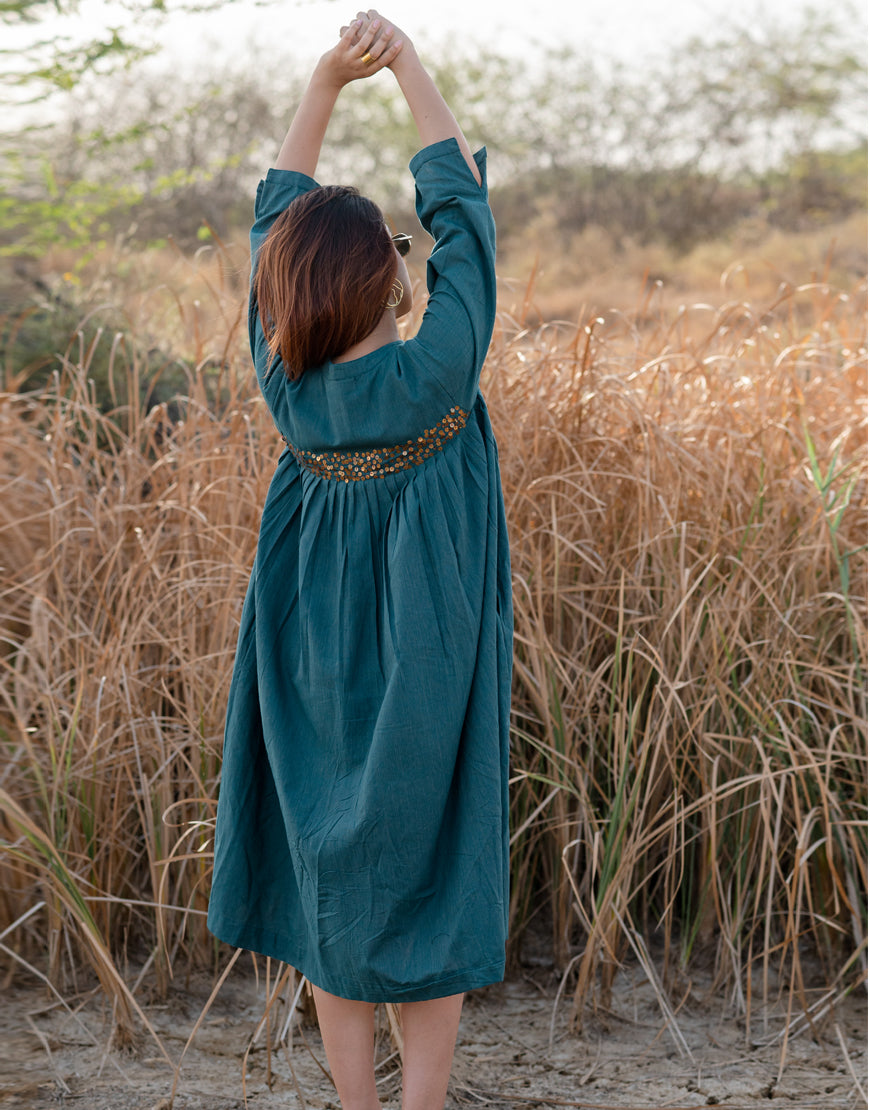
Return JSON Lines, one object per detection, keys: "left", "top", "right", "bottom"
{"left": 1, "top": 0, "right": 867, "bottom": 404}
{"left": 0, "top": 0, "right": 866, "bottom": 1071}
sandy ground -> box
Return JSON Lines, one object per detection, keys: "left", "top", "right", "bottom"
{"left": 1, "top": 963, "right": 866, "bottom": 1110}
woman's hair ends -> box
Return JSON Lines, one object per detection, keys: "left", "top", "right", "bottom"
{"left": 254, "top": 185, "right": 397, "bottom": 378}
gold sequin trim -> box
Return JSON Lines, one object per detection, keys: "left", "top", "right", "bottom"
{"left": 284, "top": 407, "right": 468, "bottom": 482}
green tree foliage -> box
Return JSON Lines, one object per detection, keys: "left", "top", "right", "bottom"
{"left": 2, "top": 0, "right": 156, "bottom": 101}
{"left": 3, "top": 74, "right": 283, "bottom": 257}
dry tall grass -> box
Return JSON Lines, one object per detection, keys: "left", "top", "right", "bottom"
{"left": 490, "top": 280, "right": 867, "bottom": 1051}
{"left": 0, "top": 249, "right": 866, "bottom": 1060}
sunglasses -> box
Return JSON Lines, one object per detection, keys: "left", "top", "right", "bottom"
{"left": 391, "top": 233, "right": 412, "bottom": 257}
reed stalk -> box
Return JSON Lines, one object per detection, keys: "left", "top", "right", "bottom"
{"left": 1, "top": 257, "right": 866, "bottom": 1053}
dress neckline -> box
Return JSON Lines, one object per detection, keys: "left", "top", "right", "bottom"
{"left": 325, "top": 341, "right": 404, "bottom": 380}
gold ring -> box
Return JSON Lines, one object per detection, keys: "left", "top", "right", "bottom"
{"left": 360, "top": 51, "right": 375, "bottom": 64}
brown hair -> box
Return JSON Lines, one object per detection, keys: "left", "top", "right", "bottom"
{"left": 254, "top": 185, "right": 397, "bottom": 379}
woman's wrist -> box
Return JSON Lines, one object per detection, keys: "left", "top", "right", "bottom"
{"left": 311, "top": 57, "right": 350, "bottom": 94}
{"left": 388, "top": 41, "right": 422, "bottom": 78}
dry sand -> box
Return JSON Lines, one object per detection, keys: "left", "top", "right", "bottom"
{"left": 2, "top": 963, "right": 866, "bottom": 1110}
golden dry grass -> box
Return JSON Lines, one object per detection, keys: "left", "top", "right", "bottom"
{"left": 497, "top": 210, "right": 869, "bottom": 324}
{"left": 488, "top": 281, "right": 867, "bottom": 1052}
{"left": 0, "top": 243, "right": 866, "bottom": 1057}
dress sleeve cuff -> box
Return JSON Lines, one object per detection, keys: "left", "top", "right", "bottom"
{"left": 254, "top": 168, "right": 320, "bottom": 219}
{"left": 409, "top": 138, "right": 487, "bottom": 192}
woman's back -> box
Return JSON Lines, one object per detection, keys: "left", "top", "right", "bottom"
{"left": 208, "top": 19, "right": 512, "bottom": 1107}
{"left": 208, "top": 137, "right": 512, "bottom": 1001}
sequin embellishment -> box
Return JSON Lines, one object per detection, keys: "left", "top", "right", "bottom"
{"left": 285, "top": 407, "right": 468, "bottom": 482}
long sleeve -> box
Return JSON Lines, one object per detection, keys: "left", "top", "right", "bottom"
{"left": 405, "top": 138, "right": 497, "bottom": 413}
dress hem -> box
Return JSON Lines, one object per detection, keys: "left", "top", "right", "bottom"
{"left": 207, "top": 914, "right": 505, "bottom": 1002}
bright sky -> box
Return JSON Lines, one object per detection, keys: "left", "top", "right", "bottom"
{"left": 6, "top": 0, "right": 863, "bottom": 134}
{"left": 24, "top": 0, "right": 867, "bottom": 73}
{"left": 146, "top": 0, "right": 812, "bottom": 64}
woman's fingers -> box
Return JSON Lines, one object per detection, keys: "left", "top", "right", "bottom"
{"left": 362, "top": 11, "right": 410, "bottom": 56}
{"left": 334, "top": 10, "right": 401, "bottom": 77}
{"left": 339, "top": 14, "right": 369, "bottom": 43}
{"left": 354, "top": 17, "right": 397, "bottom": 65}
{"left": 356, "top": 17, "right": 381, "bottom": 53}
{"left": 339, "top": 19, "right": 362, "bottom": 42}
{"left": 371, "top": 37, "right": 403, "bottom": 71}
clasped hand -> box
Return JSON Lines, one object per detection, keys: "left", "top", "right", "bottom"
{"left": 317, "top": 10, "right": 407, "bottom": 86}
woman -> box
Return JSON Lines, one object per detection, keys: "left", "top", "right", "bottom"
{"left": 207, "top": 12, "right": 512, "bottom": 1109}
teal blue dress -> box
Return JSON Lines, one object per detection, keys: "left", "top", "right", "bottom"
{"left": 207, "top": 138, "right": 512, "bottom": 1003}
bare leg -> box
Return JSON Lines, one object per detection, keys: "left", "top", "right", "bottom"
{"left": 310, "top": 984, "right": 381, "bottom": 1110}
{"left": 399, "top": 993, "right": 464, "bottom": 1110}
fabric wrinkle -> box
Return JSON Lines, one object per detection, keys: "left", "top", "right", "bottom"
{"left": 207, "top": 138, "right": 513, "bottom": 1004}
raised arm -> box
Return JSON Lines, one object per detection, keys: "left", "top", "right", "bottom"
{"left": 274, "top": 16, "right": 403, "bottom": 176}
{"left": 335, "top": 14, "right": 494, "bottom": 408}
{"left": 343, "top": 11, "right": 482, "bottom": 185}
{"left": 390, "top": 42, "right": 481, "bottom": 185}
